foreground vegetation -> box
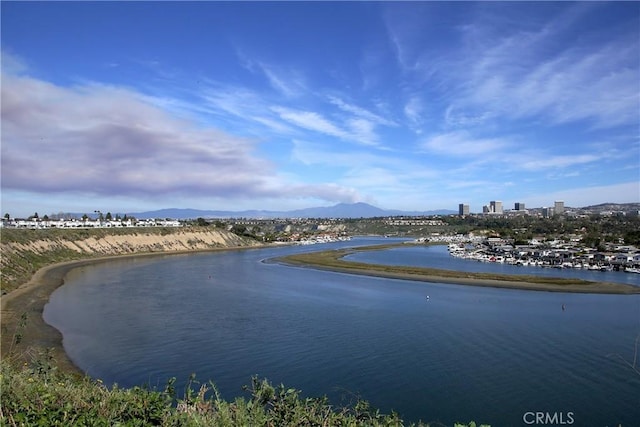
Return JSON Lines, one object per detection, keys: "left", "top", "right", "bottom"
{"left": 0, "top": 353, "right": 489, "bottom": 427}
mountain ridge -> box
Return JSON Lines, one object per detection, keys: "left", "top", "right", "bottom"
{"left": 126, "top": 201, "right": 639, "bottom": 219}
{"left": 127, "top": 202, "right": 456, "bottom": 219}
{"left": 51, "top": 202, "right": 639, "bottom": 220}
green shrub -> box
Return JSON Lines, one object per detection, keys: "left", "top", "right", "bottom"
{"left": 1, "top": 356, "right": 489, "bottom": 426}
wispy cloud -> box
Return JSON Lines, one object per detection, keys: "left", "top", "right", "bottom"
{"left": 468, "top": 43, "right": 639, "bottom": 129}
{"left": 454, "top": 8, "right": 639, "bottom": 129}
{"left": 523, "top": 181, "right": 640, "bottom": 207}
{"left": 291, "top": 139, "right": 440, "bottom": 207}
{"left": 260, "top": 64, "right": 306, "bottom": 98}
{"left": 327, "top": 96, "right": 397, "bottom": 127}
{"left": 272, "top": 107, "right": 349, "bottom": 139}
{"left": 518, "top": 154, "right": 602, "bottom": 171}
{"left": 272, "top": 106, "right": 381, "bottom": 146}
{"left": 404, "top": 97, "right": 424, "bottom": 131}
{"left": 421, "top": 131, "right": 511, "bottom": 157}
{"left": 236, "top": 49, "right": 307, "bottom": 98}
{"left": 384, "top": 3, "right": 639, "bottom": 131}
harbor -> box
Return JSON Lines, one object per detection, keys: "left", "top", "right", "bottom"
{"left": 441, "top": 237, "right": 640, "bottom": 273}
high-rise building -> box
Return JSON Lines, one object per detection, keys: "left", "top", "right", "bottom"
{"left": 489, "top": 201, "right": 503, "bottom": 214}
{"left": 515, "top": 202, "right": 525, "bottom": 211}
{"left": 458, "top": 204, "right": 470, "bottom": 216}
{"left": 554, "top": 201, "right": 565, "bottom": 215}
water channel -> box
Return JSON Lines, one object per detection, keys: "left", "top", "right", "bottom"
{"left": 43, "top": 238, "right": 640, "bottom": 425}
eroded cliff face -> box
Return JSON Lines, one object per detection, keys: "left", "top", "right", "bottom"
{"left": 0, "top": 228, "right": 260, "bottom": 293}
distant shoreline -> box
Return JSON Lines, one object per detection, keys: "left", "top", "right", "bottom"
{"left": 276, "top": 244, "right": 640, "bottom": 295}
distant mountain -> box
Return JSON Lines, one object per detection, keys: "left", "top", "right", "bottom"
{"left": 127, "top": 203, "right": 457, "bottom": 219}
{"left": 288, "top": 202, "right": 393, "bottom": 218}
{"left": 46, "top": 202, "right": 638, "bottom": 221}
{"left": 580, "top": 202, "right": 640, "bottom": 213}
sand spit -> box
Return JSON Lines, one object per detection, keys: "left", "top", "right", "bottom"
{"left": 277, "top": 245, "right": 640, "bottom": 295}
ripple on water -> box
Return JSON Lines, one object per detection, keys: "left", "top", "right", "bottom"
{"left": 44, "top": 239, "right": 640, "bottom": 426}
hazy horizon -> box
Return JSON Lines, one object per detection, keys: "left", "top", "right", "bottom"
{"left": 2, "top": 2, "right": 639, "bottom": 218}
{"left": 5, "top": 200, "right": 640, "bottom": 221}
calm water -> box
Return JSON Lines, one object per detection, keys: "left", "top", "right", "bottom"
{"left": 44, "top": 238, "right": 640, "bottom": 426}
{"left": 345, "top": 244, "right": 640, "bottom": 286}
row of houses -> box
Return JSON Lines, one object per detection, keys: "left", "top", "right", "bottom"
{"left": 1, "top": 218, "right": 182, "bottom": 229}
{"left": 446, "top": 237, "right": 640, "bottom": 270}
{"left": 386, "top": 218, "right": 446, "bottom": 226}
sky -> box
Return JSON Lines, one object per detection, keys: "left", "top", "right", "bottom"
{"left": 1, "top": 1, "right": 639, "bottom": 217}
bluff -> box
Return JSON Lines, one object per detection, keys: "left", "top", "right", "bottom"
{"left": 0, "top": 226, "right": 262, "bottom": 371}
{"left": 0, "top": 227, "right": 260, "bottom": 294}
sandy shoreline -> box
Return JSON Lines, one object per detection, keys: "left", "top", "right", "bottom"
{"left": 280, "top": 259, "right": 640, "bottom": 293}
{"left": 0, "top": 246, "right": 266, "bottom": 375}
{"left": 277, "top": 246, "right": 640, "bottom": 295}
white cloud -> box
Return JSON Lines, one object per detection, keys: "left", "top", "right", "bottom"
{"left": 523, "top": 181, "right": 640, "bottom": 207}
{"left": 327, "top": 96, "right": 397, "bottom": 127}
{"left": 0, "top": 66, "right": 361, "bottom": 206}
{"left": 291, "top": 140, "right": 440, "bottom": 199}
{"left": 202, "top": 86, "right": 265, "bottom": 119}
{"left": 272, "top": 107, "right": 349, "bottom": 140}
{"left": 404, "top": 97, "right": 424, "bottom": 129}
{"left": 272, "top": 106, "right": 382, "bottom": 146}
{"left": 444, "top": 105, "right": 492, "bottom": 128}
{"left": 346, "top": 118, "right": 378, "bottom": 147}
{"left": 422, "top": 131, "right": 510, "bottom": 157}
{"left": 236, "top": 49, "right": 306, "bottom": 98}
{"left": 519, "top": 154, "right": 601, "bottom": 171}
{"left": 1, "top": 50, "right": 29, "bottom": 74}
{"left": 258, "top": 63, "right": 307, "bottom": 98}
{"left": 250, "top": 116, "right": 295, "bottom": 134}
{"left": 455, "top": 16, "right": 639, "bottom": 129}
{"left": 384, "top": 3, "right": 639, "bottom": 131}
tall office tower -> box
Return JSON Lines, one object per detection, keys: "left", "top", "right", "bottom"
{"left": 542, "top": 207, "right": 554, "bottom": 218}
{"left": 459, "top": 204, "right": 470, "bottom": 216}
{"left": 483, "top": 205, "right": 490, "bottom": 214}
{"left": 515, "top": 202, "right": 525, "bottom": 211}
{"left": 490, "top": 200, "right": 503, "bottom": 214}
{"left": 554, "top": 201, "right": 565, "bottom": 215}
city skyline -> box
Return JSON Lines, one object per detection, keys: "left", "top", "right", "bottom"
{"left": 2, "top": 2, "right": 639, "bottom": 218}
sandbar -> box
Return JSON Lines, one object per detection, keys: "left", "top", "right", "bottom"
{"left": 276, "top": 245, "right": 640, "bottom": 295}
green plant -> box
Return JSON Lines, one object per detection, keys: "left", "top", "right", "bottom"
{"left": 9, "top": 312, "right": 28, "bottom": 353}
{"left": 2, "top": 356, "right": 493, "bottom": 426}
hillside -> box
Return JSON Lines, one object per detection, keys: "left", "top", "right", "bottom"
{"left": 0, "top": 226, "right": 259, "bottom": 294}
{"left": 0, "top": 226, "right": 263, "bottom": 378}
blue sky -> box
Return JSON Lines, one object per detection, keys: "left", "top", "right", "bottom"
{"left": 2, "top": 1, "right": 639, "bottom": 217}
